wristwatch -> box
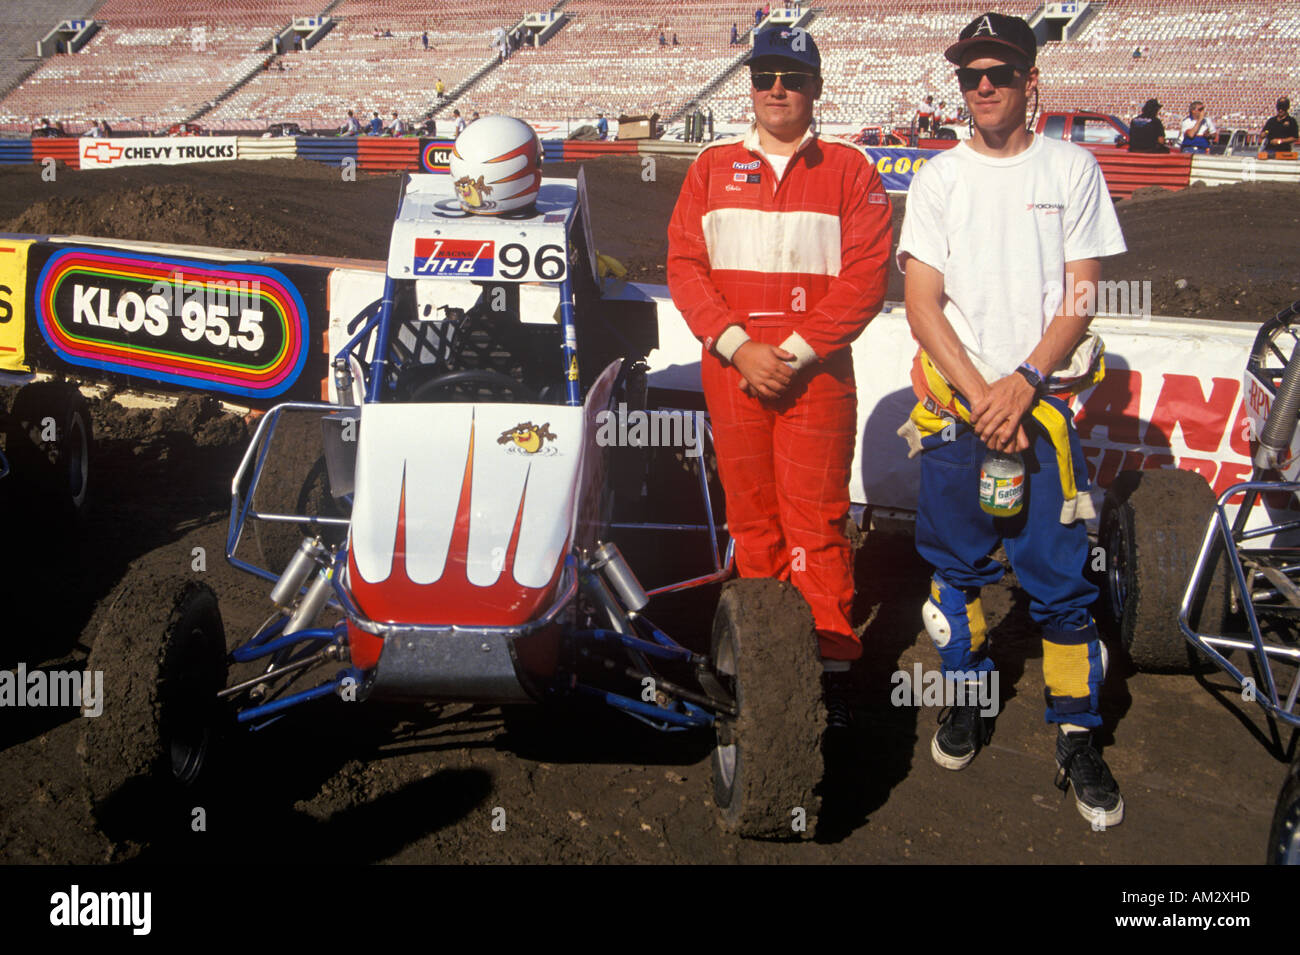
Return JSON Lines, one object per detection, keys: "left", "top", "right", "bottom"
{"left": 1015, "top": 362, "right": 1047, "bottom": 397}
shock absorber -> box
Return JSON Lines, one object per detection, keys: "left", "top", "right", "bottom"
{"left": 1255, "top": 338, "right": 1300, "bottom": 471}
{"left": 269, "top": 536, "right": 335, "bottom": 634}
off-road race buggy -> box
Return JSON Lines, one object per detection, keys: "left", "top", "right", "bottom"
{"left": 1097, "top": 301, "right": 1300, "bottom": 864}
{"left": 81, "top": 171, "right": 829, "bottom": 843}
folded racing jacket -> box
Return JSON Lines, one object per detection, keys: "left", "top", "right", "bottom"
{"left": 897, "top": 335, "right": 1106, "bottom": 524}
{"left": 666, "top": 124, "right": 894, "bottom": 373}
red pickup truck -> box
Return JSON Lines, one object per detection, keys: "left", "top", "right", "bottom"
{"left": 916, "top": 110, "right": 1130, "bottom": 151}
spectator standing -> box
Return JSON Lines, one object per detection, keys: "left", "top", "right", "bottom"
{"left": 422, "top": 31, "right": 428, "bottom": 50}
{"left": 731, "top": 22, "right": 739, "bottom": 45}
{"left": 1262, "top": 97, "right": 1299, "bottom": 152}
{"left": 672, "top": 33, "right": 679, "bottom": 46}
{"left": 86, "top": 119, "right": 102, "bottom": 138}
{"left": 1177, "top": 101, "right": 1216, "bottom": 152}
{"left": 435, "top": 77, "right": 446, "bottom": 99}
{"left": 916, "top": 94, "right": 935, "bottom": 133}
{"left": 101, "top": 119, "right": 113, "bottom": 136}
{"left": 454, "top": 109, "right": 466, "bottom": 136}
{"left": 1128, "top": 98, "right": 1169, "bottom": 152}
{"left": 659, "top": 31, "right": 667, "bottom": 47}
{"left": 755, "top": 8, "right": 762, "bottom": 27}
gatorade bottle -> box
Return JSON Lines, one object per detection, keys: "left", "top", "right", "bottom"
{"left": 979, "top": 450, "right": 1025, "bottom": 517}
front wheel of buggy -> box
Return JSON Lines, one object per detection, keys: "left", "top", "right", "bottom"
{"left": 1267, "top": 755, "right": 1300, "bottom": 865}
{"left": 82, "top": 573, "right": 228, "bottom": 843}
{"left": 710, "top": 578, "right": 825, "bottom": 839}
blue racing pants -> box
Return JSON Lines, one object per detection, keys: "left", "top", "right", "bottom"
{"left": 914, "top": 404, "right": 1105, "bottom": 727}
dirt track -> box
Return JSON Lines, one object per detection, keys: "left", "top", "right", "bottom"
{"left": 0, "top": 157, "right": 1295, "bottom": 865}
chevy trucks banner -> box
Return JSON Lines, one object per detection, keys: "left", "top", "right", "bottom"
{"left": 78, "top": 136, "right": 240, "bottom": 170}
{"left": 859, "top": 147, "right": 944, "bottom": 193}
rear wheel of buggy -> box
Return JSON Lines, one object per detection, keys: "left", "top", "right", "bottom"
{"left": 1098, "top": 469, "right": 1229, "bottom": 672}
{"left": 8, "top": 381, "right": 92, "bottom": 522}
{"left": 710, "top": 578, "right": 824, "bottom": 839}
{"left": 1267, "top": 754, "right": 1300, "bottom": 865}
{"left": 82, "top": 573, "right": 228, "bottom": 841}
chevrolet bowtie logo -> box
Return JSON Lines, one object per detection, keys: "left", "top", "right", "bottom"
{"left": 82, "top": 142, "right": 123, "bottom": 164}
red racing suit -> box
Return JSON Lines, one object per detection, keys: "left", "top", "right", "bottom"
{"left": 666, "top": 124, "right": 893, "bottom": 660}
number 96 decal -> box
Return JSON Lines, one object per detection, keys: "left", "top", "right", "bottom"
{"left": 413, "top": 238, "right": 567, "bottom": 281}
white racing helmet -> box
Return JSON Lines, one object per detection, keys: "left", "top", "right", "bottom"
{"left": 450, "top": 115, "right": 542, "bottom": 215}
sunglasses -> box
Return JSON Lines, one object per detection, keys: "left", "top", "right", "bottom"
{"left": 751, "top": 71, "right": 815, "bottom": 92}
{"left": 955, "top": 64, "right": 1024, "bottom": 91}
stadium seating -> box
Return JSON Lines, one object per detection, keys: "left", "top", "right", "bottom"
{"left": 203, "top": 1, "right": 530, "bottom": 131}
{"left": 461, "top": 1, "right": 755, "bottom": 123}
{"left": 1, "top": 1, "right": 1295, "bottom": 136}
{"left": 0, "top": 0, "right": 300, "bottom": 133}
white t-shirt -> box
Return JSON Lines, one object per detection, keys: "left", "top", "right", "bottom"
{"left": 1179, "top": 115, "right": 1216, "bottom": 142}
{"left": 896, "top": 134, "right": 1126, "bottom": 379}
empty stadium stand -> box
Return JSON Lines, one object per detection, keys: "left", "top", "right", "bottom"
{"left": 0, "top": 1, "right": 1294, "bottom": 138}
{"left": 203, "top": 1, "right": 536, "bottom": 131}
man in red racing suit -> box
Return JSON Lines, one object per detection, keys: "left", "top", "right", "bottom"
{"left": 667, "top": 26, "right": 893, "bottom": 727}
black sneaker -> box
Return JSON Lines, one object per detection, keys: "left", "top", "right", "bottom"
{"left": 821, "top": 671, "right": 855, "bottom": 733}
{"left": 931, "top": 704, "right": 987, "bottom": 770}
{"left": 1055, "top": 728, "right": 1125, "bottom": 828}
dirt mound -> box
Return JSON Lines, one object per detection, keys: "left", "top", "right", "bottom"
{"left": 6, "top": 183, "right": 303, "bottom": 254}
{"left": 92, "top": 392, "right": 248, "bottom": 448}
{"left": 1112, "top": 179, "right": 1300, "bottom": 320}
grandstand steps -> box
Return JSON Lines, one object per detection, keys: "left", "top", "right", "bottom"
{"left": 185, "top": 49, "right": 276, "bottom": 124}
{"left": 669, "top": 7, "right": 819, "bottom": 125}
{"left": 431, "top": 5, "right": 571, "bottom": 120}
{"left": 669, "top": 48, "right": 751, "bottom": 124}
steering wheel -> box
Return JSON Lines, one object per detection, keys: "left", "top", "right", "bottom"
{"left": 407, "top": 369, "right": 540, "bottom": 403}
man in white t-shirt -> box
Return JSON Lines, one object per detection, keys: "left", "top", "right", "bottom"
{"left": 1178, "top": 101, "right": 1216, "bottom": 152}
{"left": 916, "top": 94, "right": 935, "bottom": 133}
{"left": 896, "top": 12, "right": 1128, "bottom": 829}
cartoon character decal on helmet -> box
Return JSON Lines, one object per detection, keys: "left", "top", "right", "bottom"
{"left": 450, "top": 116, "right": 542, "bottom": 215}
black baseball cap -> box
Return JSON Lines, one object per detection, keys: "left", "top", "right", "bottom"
{"left": 945, "top": 12, "right": 1037, "bottom": 67}
{"left": 745, "top": 26, "right": 821, "bottom": 74}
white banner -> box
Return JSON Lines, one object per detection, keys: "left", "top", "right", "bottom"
{"left": 634, "top": 283, "right": 1276, "bottom": 522}
{"left": 77, "top": 136, "right": 240, "bottom": 170}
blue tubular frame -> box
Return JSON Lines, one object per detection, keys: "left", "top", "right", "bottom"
{"left": 572, "top": 628, "right": 703, "bottom": 664}
{"left": 236, "top": 667, "right": 363, "bottom": 724}
{"left": 559, "top": 276, "right": 580, "bottom": 406}
{"left": 1180, "top": 479, "right": 1300, "bottom": 729}
{"left": 572, "top": 683, "right": 713, "bottom": 730}
{"left": 231, "top": 625, "right": 341, "bottom": 663}
{"left": 365, "top": 275, "right": 398, "bottom": 403}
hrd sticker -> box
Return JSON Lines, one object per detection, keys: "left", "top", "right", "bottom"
{"left": 414, "top": 238, "right": 495, "bottom": 277}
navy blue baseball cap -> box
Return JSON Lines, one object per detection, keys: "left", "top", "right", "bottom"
{"left": 745, "top": 26, "right": 821, "bottom": 74}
